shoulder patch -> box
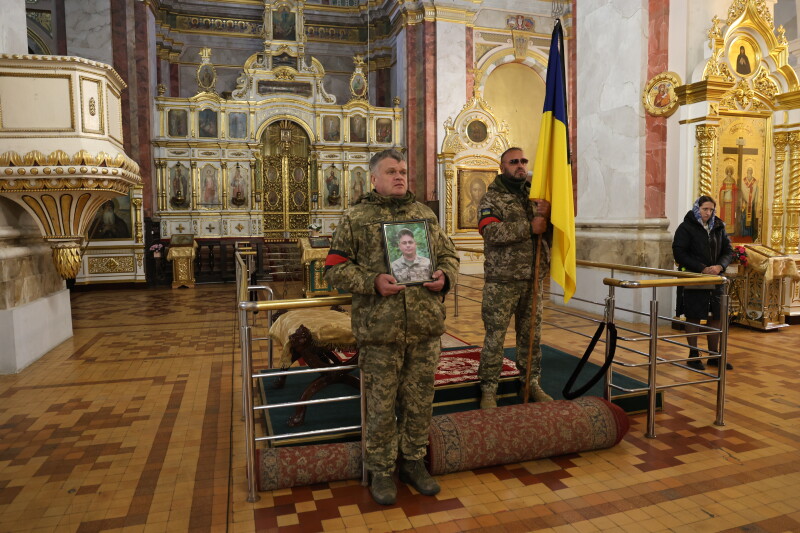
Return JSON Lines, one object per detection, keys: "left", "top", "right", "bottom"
{"left": 480, "top": 208, "right": 493, "bottom": 217}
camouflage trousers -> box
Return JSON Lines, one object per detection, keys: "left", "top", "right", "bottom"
{"left": 478, "top": 280, "right": 544, "bottom": 391}
{"left": 359, "top": 337, "right": 440, "bottom": 474}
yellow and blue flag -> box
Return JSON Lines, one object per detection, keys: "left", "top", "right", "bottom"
{"left": 531, "top": 19, "right": 576, "bottom": 302}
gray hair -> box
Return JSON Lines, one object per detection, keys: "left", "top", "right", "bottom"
{"left": 369, "top": 149, "right": 405, "bottom": 172}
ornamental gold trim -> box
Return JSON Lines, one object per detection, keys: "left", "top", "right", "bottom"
{"left": 642, "top": 72, "right": 682, "bottom": 117}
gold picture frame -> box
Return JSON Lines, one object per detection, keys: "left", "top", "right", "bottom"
{"left": 642, "top": 71, "right": 681, "bottom": 117}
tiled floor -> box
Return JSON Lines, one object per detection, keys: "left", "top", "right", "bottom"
{"left": 1, "top": 279, "right": 799, "bottom": 533}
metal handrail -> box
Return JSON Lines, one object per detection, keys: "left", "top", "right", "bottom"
{"left": 452, "top": 247, "right": 729, "bottom": 438}
{"left": 234, "top": 253, "right": 363, "bottom": 502}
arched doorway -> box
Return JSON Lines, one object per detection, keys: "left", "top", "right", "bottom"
{"left": 260, "top": 119, "right": 313, "bottom": 239}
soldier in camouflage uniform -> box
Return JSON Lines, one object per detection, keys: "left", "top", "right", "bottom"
{"left": 477, "top": 147, "right": 553, "bottom": 409}
{"left": 390, "top": 228, "right": 432, "bottom": 283}
{"left": 324, "top": 149, "right": 459, "bottom": 506}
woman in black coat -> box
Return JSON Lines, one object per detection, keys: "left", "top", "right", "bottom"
{"left": 672, "top": 195, "right": 734, "bottom": 370}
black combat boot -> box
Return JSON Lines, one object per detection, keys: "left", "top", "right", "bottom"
{"left": 369, "top": 472, "right": 397, "bottom": 505}
{"left": 687, "top": 349, "right": 705, "bottom": 370}
{"left": 399, "top": 459, "right": 440, "bottom": 496}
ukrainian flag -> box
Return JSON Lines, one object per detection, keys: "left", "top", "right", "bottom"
{"left": 531, "top": 19, "right": 576, "bottom": 302}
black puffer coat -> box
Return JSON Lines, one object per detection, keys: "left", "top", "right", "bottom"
{"left": 672, "top": 210, "right": 733, "bottom": 274}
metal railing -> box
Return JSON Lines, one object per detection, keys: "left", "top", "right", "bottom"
{"left": 454, "top": 246, "right": 730, "bottom": 438}
{"left": 235, "top": 251, "right": 363, "bottom": 502}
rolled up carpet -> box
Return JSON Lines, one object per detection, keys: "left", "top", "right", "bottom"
{"left": 427, "top": 396, "right": 629, "bottom": 475}
{"left": 257, "top": 441, "right": 362, "bottom": 491}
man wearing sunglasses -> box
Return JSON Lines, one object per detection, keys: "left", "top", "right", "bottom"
{"left": 477, "top": 147, "right": 553, "bottom": 408}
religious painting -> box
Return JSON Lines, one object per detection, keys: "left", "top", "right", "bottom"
{"left": 168, "top": 109, "right": 188, "bottom": 137}
{"left": 198, "top": 108, "right": 218, "bottom": 138}
{"left": 381, "top": 220, "right": 434, "bottom": 286}
{"left": 169, "top": 162, "right": 190, "bottom": 209}
{"left": 292, "top": 166, "right": 306, "bottom": 183}
{"left": 349, "top": 115, "right": 366, "bottom": 143}
{"left": 642, "top": 71, "right": 681, "bottom": 117}
{"left": 197, "top": 64, "right": 216, "bottom": 92}
{"left": 272, "top": 53, "right": 297, "bottom": 69}
{"left": 87, "top": 194, "right": 132, "bottom": 240}
{"left": 199, "top": 164, "right": 220, "bottom": 207}
{"left": 715, "top": 116, "right": 766, "bottom": 243}
{"left": 458, "top": 169, "right": 495, "bottom": 230}
{"left": 506, "top": 15, "right": 534, "bottom": 31}
{"left": 375, "top": 118, "right": 392, "bottom": 143}
{"left": 323, "top": 165, "right": 341, "bottom": 207}
{"left": 466, "top": 119, "right": 488, "bottom": 143}
{"left": 272, "top": 7, "right": 296, "bottom": 41}
{"left": 728, "top": 37, "right": 758, "bottom": 77}
{"left": 349, "top": 166, "right": 367, "bottom": 204}
{"left": 323, "top": 116, "right": 341, "bottom": 142}
{"left": 350, "top": 72, "right": 367, "bottom": 98}
{"left": 266, "top": 166, "right": 278, "bottom": 182}
{"left": 229, "top": 163, "right": 247, "bottom": 208}
{"left": 228, "top": 112, "right": 247, "bottom": 139}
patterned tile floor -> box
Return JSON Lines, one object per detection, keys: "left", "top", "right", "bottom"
{"left": 1, "top": 280, "right": 799, "bottom": 532}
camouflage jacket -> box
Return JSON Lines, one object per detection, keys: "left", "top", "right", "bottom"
{"left": 324, "top": 191, "right": 459, "bottom": 345}
{"left": 478, "top": 175, "right": 552, "bottom": 282}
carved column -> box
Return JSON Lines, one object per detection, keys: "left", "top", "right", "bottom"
{"left": 444, "top": 166, "right": 454, "bottom": 234}
{"left": 696, "top": 125, "right": 718, "bottom": 197}
{"left": 786, "top": 132, "right": 800, "bottom": 252}
{"left": 771, "top": 132, "right": 789, "bottom": 250}
{"left": 132, "top": 196, "right": 143, "bottom": 244}
{"left": 191, "top": 161, "right": 198, "bottom": 210}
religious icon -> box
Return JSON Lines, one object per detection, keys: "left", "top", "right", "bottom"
{"left": 350, "top": 73, "right": 366, "bottom": 98}
{"left": 88, "top": 196, "right": 131, "bottom": 240}
{"left": 228, "top": 112, "right": 247, "bottom": 139}
{"left": 740, "top": 166, "right": 758, "bottom": 238}
{"left": 642, "top": 71, "right": 681, "bottom": 117}
{"left": 728, "top": 39, "right": 757, "bottom": 78}
{"left": 230, "top": 164, "right": 247, "bottom": 207}
{"left": 375, "top": 118, "right": 392, "bottom": 143}
{"left": 168, "top": 109, "right": 188, "bottom": 137}
{"left": 170, "top": 163, "right": 190, "bottom": 208}
{"left": 293, "top": 167, "right": 305, "bottom": 183}
{"left": 458, "top": 170, "right": 493, "bottom": 230}
{"left": 197, "top": 64, "right": 216, "bottom": 91}
{"left": 325, "top": 166, "right": 341, "bottom": 206}
{"left": 350, "top": 115, "right": 366, "bottom": 143}
{"left": 350, "top": 167, "right": 367, "bottom": 203}
{"left": 718, "top": 165, "right": 738, "bottom": 233}
{"left": 323, "top": 116, "right": 340, "bottom": 142}
{"left": 198, "top": 108, "right": 218, "bottom": 138}
{"left": 652, "top": 83, "right": 671, "bottom": 108}
{"left": 273, "top": 7, "right": 296, "bottom": 41}
{"left": 200, "top": 165, "right": 220, "bottom": 206}
{"left": 466, "top": 120, "right": 488, "bottom": 143}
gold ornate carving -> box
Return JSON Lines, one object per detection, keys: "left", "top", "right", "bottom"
{"left": 444, "top": 168, "right": 454, "bottom": 235}
{"left": 88, "top": 97, "right": 96, "bottom": 116}
{"left": 695, "top": 125, "right": 718, "bottom": 197}
{"left": 786, "top": 132, "right": 800, "bottom": 251}
{"left": 88, "top": 255, "right": 135, "bottom": 274}
{"left": 131, "top": 197, "right": 143, "bottom": 243}
{"left": 753, "top": 70, "right": 779, "bottom": 99}
{"left": 727, "top": 0, "right": 774, "bottom": 30}
{"left": 274, "top": 67, "right": 296, "bottom": 81}
{"left": 52, "top": 242, "right": 83, "bottom": 279}
{"left": 708, "top": 15, "right": 722, "bottom": 39}
{"left": 771, "top": 132, "right": 789, "bottom": 249}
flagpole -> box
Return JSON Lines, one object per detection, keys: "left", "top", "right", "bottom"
{"left": 523, "top": 232, "right": 543, "bottom": 404}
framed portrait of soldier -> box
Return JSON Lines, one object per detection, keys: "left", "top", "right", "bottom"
{"left": 381, "top": 220, "right": 434, "bottom": 286}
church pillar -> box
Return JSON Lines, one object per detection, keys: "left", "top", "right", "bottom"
{"left": 435, "top": 18, "right": 467, "bottom": 212}
{"left": 645, "top": 0, "right": 669, "bottom": 218}
{"left": 695, "top": 125, "right": 718, "bottom": 197}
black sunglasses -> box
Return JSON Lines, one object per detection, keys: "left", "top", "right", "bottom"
{"left": 507, "top": 158, "right": 529, "bottom": 165}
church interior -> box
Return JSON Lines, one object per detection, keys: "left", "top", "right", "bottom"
{"left": 2, "top": 0, "right": 800, "bottom": 531}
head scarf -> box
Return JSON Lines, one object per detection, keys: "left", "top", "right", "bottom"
{"left": 692, "top": 197, "right": 715, "bottom": 230}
